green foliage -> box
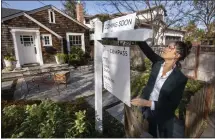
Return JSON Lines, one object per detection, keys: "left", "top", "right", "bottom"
{"left": 2, "top": 98, "right": 125, "bottom": 138}
{"left": 131, "top": 58, "right": 152, "bottom": 97}
{"left": 175, "top": 79, "right": 204, "bottom": 120}
{"left": 65, "top": 110, "right": 88, "bottom": 138}
{"left": 184, "top": 21, "right": 205, "bottom": 42}
{"left": 185, "top": 79, "right": 204, "bottom": 94}
{"left": 97, "top": 14, "right": 111, "bottom": 23}
{"left": 61, "top": 0, "right": 87, "bottom": 19}
{"left": 2, "top": 100, "right": 89, "bottom": 138}
{"left": 56, "top": 53, "right": 68, "bottom": 62}
{"left": 68, "top": 46, "right": 90, "bottom": 68}
{"left": 144, "top": 58, "right": 152, "bottom": 72}
{"left": 131, "top": 73, "right": 150, "bottom": 98}
{"left": 4, "top": 55, "right": 16, "bottom": 61}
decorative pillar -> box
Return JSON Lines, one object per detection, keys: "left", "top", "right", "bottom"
{"left": 36, "top": 31, "right": 44, "bottom": 65}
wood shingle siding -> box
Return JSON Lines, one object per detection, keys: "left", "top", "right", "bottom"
{"left": 2, "top": 15, "right": 40, "bottom": 56}
{"left": 29, "top": 9, "right": 90, "bottom": 53}
{"left": 1, "top": 6, "right": 90, "bottom": 67}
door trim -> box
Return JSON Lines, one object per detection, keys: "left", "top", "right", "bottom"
{"left": 10, "top": 28, "right": 43, "bottom": 67}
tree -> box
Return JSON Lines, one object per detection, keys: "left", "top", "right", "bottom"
{"left": 61, "top": 0, "right": 87, "bottom": 19}
{"left": 188, "top": 0, "right": 215, "bottom": 37}
{"left": 184, "top": 21, "right": 205, "bottom": 42}
{"left": 96, "top": 0, "right": 193, "bottom": 45}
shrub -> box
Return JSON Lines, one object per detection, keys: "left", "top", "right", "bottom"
{"left": 68, "top": 46, "right": 89, "bottom": 68}
{"left": 2, "top": 98, "right": 125, "bottom": 138}
{"left": 4, "top": 56, "right": 16, "bottom": 61}
{"left": 175, "top": 79, "right": 204, "bottom": 120}
{"left": 4, "top": 53, "right": 16, "bottom": 61}
{"left": 56, "top": 53, "right": 68, "bottom": 62}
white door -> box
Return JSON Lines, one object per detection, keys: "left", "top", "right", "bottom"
{"left": 18, "top": 33, "right": 37, "bottom": 64}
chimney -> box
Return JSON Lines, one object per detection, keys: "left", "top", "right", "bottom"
{"left": 76, "top": 1, "right": 84, "bottom": 24}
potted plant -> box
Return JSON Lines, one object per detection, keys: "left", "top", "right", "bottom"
{"left": 4, "top": 54, "right": 16, "bottom": 71}
{"left": 55, "top": 53, "right": 67, "bottom": 64}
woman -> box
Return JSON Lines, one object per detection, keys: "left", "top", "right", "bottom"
{"left": 131, "top": 41, "right": 192, "bottom": 138}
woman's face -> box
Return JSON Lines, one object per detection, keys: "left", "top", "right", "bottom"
{"left": 161, "top": 43, "right": 180, "bottom": 60}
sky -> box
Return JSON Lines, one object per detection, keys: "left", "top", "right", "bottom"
{"left": 1, "top": 0, "right": 206, "bottom": 29}
{"left": 2, "top": 0, "right": 103, "bottom": 15}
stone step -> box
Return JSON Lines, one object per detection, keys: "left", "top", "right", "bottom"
{"left": 22, "top": 63, "right": 40, "bottom": 68}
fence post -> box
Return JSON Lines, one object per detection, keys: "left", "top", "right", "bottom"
{"left": 185, "top": 105, "right": 191, "bottom": 137}
{"left": 194, "top": 45, "right": 200, "bottom": 79}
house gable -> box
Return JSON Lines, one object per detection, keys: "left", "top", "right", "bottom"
{"left": 26, "top": 5, "right": 89, "bottom": 29}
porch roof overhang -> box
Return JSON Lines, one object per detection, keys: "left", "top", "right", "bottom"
{"left": 9, "top": 27, "right": 40, "bottom": 33}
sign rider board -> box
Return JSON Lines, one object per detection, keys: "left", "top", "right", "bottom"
{"left": 103, "top": 13, "right": 136, "bottom": 33}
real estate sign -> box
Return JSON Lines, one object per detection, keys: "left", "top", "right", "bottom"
{"left": 103, "top": 13, "right": 136, "bottom": 33}
{"left": 102, "top": 45, "right": 130, "bottom": 106}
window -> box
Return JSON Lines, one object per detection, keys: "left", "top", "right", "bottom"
{"left": 66, "top": 33, "right": 85, "bottom": 53}
{"left": 42, "top": 34, "right": 52, "bottom": 46}
{"left": 48, "top": 9, "right": 55, "bottom": 23}
{"left": 69, "top": 35, "right": 82, "bottom": 46}
{"left": 20, "top": 35, "right": 34, "bottom": 47}
{"left": 85, "top": 19, "right": 90, "bottom": 24}
{"left": 165, "top": 36, "right": 181, "bottom": 41}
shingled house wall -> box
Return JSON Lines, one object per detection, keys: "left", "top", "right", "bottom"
{"left": 29, "top": 8, "right": 90, "bottom": 54}
{"left": 2, "top": 7, "right": 90, "bottom": 65}
{"left": 1, "top": 15, "right": 61, "bottom": 64}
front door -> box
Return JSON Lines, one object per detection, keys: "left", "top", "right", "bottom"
{"left": 18, "top": 33, "right": 37, "bottom": 64}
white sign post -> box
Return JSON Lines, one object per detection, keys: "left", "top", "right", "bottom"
{"left": 102, "top": 45, "right": 131, "bottom": 106}
{"left": 94, "top": 12, "right": 152, "bottom": 133}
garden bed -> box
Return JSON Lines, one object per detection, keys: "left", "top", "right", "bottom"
{"left": 2, "top": 98, "right": 125, "bottom": 138}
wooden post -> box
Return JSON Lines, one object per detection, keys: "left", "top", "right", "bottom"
{"left": 194, "top": 45, "right": 200, "bottom": 79}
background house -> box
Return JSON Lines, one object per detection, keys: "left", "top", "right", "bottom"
{"left": 82, "top": 5, "right": 185, "bottom": 46}
{"left": 2, "top": 4, "right": 90, "bottom": 68}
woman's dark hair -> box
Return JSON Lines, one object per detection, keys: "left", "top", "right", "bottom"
{"left": 174, "top": 41, "right": 192, "bottom": 68}
{"left": 174, "top": 41, "right": 192, "bottom": 61}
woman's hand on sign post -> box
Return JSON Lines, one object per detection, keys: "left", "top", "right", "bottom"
{"left": 131, "top": 98, "right": 152, "bottom": 107}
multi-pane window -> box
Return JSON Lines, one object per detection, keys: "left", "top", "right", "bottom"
{"left": 166, "top": 36, "right": 181, "bottom": 41}
{"left": 20, "top": 35, "right": 34, "bottom": 47}
{"left": 48, "top": 9, "right": 55, "bottom": 23}
{"left": 69, "top": 35, "right": 82, "bottom": 46}
{"left": 42, "top": 34, "right": 52, "bottom": 46}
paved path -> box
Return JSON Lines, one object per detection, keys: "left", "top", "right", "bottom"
{"left": 13, "top": 66, "right": 95, "bottom": 101}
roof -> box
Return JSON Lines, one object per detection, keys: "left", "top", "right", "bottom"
{"left": 2, "top": 5, "right": 89, "bottom": 29}
{"left": 137, "top": 23, "right": 186, "bottom": 33}
{"left": 2, "top": 7, "right": 25, "bottom": 18}
{"left": 137, "top": 5, "right": 167, "bottom": 16}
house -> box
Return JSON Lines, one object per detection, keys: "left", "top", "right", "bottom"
{"left": 83, "top": 5, "right": 185, "bottom": 46}
{"left": 1, "top": 3, "right": 89, "bottom": 68}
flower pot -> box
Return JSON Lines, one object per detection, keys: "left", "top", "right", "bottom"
{"left": 4, "top": 59, "right": 15, "bottom": 71}
{"left": 55, "top": 56, "right": 64, "bottom": 64}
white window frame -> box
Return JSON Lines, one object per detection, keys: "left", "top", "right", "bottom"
{"left": 66, "top": 33, "right": 85, "bottom": 53}
{"left": 48, "top": 9, "right": 55, "bottom": 23}
{"left": 42, "top": 34, "right": 52, "bottom": 46}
